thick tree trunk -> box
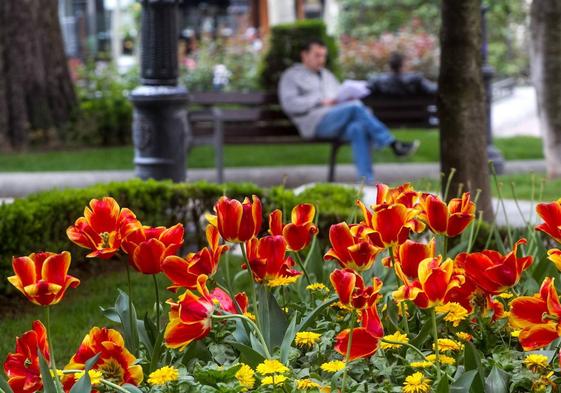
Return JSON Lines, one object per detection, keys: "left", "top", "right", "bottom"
{"left": 0, "top": 0, "right": 76, "bottom": 150}
{"left": 530, "top": 0, "right": 561, "bottom": 178}
{"left": 438, "top": 0, "right": 494, "bottom": 221}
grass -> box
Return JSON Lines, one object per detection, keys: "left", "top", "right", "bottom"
{"left": 0, "top": 265, "right": 169, "bottom": 366}
{"left": 405, "top": 173, "right": 561, "bottom": 202}
{"left": 0, "top": 131, "right": 543, "bottom": 172}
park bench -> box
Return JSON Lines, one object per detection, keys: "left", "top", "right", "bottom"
{"left": 186, "top": 91, "right": 438, "bottom": 183}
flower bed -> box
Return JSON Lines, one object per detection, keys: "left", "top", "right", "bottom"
{"left": 2, "top": 182, "right": 560, "bottom": 392}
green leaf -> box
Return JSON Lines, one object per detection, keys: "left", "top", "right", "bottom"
{"left": 37, "top": 349, "right": 57, "bottom": 393}
{"left": 450, "top": 370, "right": 478, "bottom": 393}
{"left": 69, "top": 353, "right": 101, "bottom": 393}
{"left": 121, "top": 384, "right": 144, "bottom": 393}
{"left": 280, "top": 312, "right": 299, "bottom": 364}
{"left": 303, "top": 235, "right": 323, "bottom": 283}
{"left": 227, "top": 341, "right": 266, "bottom": 367}
{"left": 435, "top": 375, "right": 449, "bottom": 393}
{"left": 257, "top": 286, "right": 288, "bottom": 350}
{"left": 114, "top": 289, "right": 140, "bottom": 356}
{"left": 298, "top": 296, "right": 338, "bottom": 331}
{"left": 409, "top": 311, "right": 434, "bottom": 348}
{"left": 463, "top": 341, "right": 485, "bottom": 393}
{"left": 99, "top": 306, "right": 120, "bottom": 323}
{"left": 0, "top": 373, "right": 14, "bottom": 393}
{"left": 484, "top": 367, "right": 510, "bottom": 393}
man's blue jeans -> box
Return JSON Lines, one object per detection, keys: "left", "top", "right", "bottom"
{"left": 315, "top": 101, "right": 395, "bottom": 183}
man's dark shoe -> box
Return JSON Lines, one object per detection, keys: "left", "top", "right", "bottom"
{"left": 391, "top": 140, "right": 420, "bottom": 157}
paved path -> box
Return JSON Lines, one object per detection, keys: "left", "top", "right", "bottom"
{"left": 0, "top": 160, "right": 546, "bottom": 198}
{"left": 493, "top": 86, "right": 540, "bottom": 137}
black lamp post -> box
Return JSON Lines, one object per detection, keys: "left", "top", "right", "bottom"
{"left": 481, "top": 5, "right": 505, "bottom": 174}
{"left": 130, "top": 0, "right": 190, "bottom": 182}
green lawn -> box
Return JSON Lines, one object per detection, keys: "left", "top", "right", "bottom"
{"left": 0, "top": 266, "right": 168, "bottom": 366}
{"left": 405, "top": 173, "right": 561, "bottom": 202}
{"left": 0, "top": 131, "right": 544, "bottom": 172}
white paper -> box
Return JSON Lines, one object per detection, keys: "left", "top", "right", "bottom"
{"left": 336, "top": 80, "right": 370, "bottom": 103}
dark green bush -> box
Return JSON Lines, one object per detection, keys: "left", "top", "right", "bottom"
{"left": 0, "top": 180, "right": 357, "bottom": 295}
{"left": 259, "top": 20, "right": 340, "bottom": 90}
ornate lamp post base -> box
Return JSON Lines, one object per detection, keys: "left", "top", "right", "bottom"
{"left": 130, "top": 0, "right": 190, "bottom": 182}
{"left": 131, "top": 85, "right": 189, "bottom": 182}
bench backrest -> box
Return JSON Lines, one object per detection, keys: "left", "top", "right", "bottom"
{"left": 188, "top": 91, "right": 437, "bottom": 144}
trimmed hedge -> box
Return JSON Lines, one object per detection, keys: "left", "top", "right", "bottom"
{"left": 0, "top": 180, "right": 358, "bottom": 295}
{"left": 259, "top": 19, "right": 340, "bottom": 90}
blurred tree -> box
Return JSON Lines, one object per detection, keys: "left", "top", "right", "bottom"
{"left": 530, "top": 0, "right": 561, "bottom": 178}
{"left": 0, "top": 0, "right": 76, "bottom": 150}
{"left": 338, "top": 0, "right": 529, "bottom": 78}
{"left": 438, "top": 0, "right": 493, "bottom": 220}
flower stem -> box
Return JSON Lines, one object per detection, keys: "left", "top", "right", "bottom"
{"left": 442, "top": 236, "right": 448, "bottom": 260}
{"left": 212, "top": 314, "right": 272, "bottom": 359}
{"left": 430, "top": 307, "right": 442, "bottom": 382}
{"left": 293, "top": 252, "right": 311, "bottom": 285}
{"left": 390, "top": 247, "right": 409, "bottom": 334}
{"left": 45, "top": 307, "right": 63, "bottom": 393}
{"left": 341, "top": 312, "right": 356, "bottom": 393}
{"left": 240, "top": 242, "right": 262, "bottom": 331}
{"left": 124, "top": 259, "right": 135, "bottom": 354}
{"left": 152, "top": 274, "right": 161, "bottom": 333}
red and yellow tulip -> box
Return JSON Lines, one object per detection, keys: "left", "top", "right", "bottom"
{"left": 357, "top": 201, "right": 421, "bottom": 248}
{"left": 207, "top": 195, "right": 262, "bottom": 243}
{"left": 62, "top": 326, "right": 143, "bottom": 391}
{"left": 162, "top": 225, "right": 228, "bottom": 291}
{"left": 460, "top": 239, "right": 532, "bottom": 295}
{"left": 375, "top": 183, "right": 419, "bottom": 208}
{"left": 536, "top": 199, "right": 561, "bottom": 243}
{"left": 510, "top": 277, "right": 561, "bottom": 350}
{"left": 324, "top": 223, "right": 382, "bottom": 272}
{"left": 244, "top": 235, "right": 302, "bottom": 287}
{"left": 418, "top": 192, "right": 475, "bottom": 237}
{"left": 164, "top": 275, "right": 247, "bottom": 350}
{"left": 3, "top": 321, "right": 49, "bottom": 393}
{"left": 330, "top": 268, "right": 383, "bottom": 310}
{"left": 268, "top": 203, "right": 318, "bottom": 251}
{"left": 384, "top": 239, "right": 436, "bottom": 278}
{"left": 8, "top": 251, "right": 80, "bottom": 306}
{"left": 394, "top": 256, "right": 464, "bottom": 308}
{"left": 334, "top": 304, "right": 384, "bottom": 361}
{"left": 121, "top": 223, "right": 184, "bottom": 275}
{"left": 66, "top": 197, "right": 141, "bottom": 259}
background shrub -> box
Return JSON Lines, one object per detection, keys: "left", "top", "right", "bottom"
{"left": 259, "top": 20, "right": 340, "bottom": 90}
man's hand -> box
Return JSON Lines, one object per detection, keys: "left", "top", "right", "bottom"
{"left": 320, "top": 98, "right": 337, "bottom": 106}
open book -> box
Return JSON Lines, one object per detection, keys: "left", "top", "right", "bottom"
{"left": 336, "top": 80, "right": 370, "bottom": 103}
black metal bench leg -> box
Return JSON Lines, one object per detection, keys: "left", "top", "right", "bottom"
{"left": 212, "top": 107, "right": 224, "bottom": 183}
{"left": 328, "top": 142, "right": 340, "bottom": 182}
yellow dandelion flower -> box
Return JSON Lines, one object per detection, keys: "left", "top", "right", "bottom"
{"left": 380, "top": 331, "right": 409, "bottom": 350}
{"left": 256, "top": 359, "right": 289, "bottom": 375}
{"left": 435, "top": 302, "right": 469, "bottom": 327}
{"left": 306, "top": 283, "right": 329, "bottom": 292}
{"left": 410, "top": 361, "right": 434, "bottom": 369}
{"left": 433, "top": 338, "right": 463, "bottom": 352}
{"left": 320, "top": 386, "right": 332, "bottom": 393}
{"left": 523, "top": 354, "right": 549, "bottom": 372}
{"left": 497, "top": 292, "right": 513, "bottom": 299}
{"left": 456, "top": 332, "right": 473, "bottom": 341}
{"left": 403, "top": 372, "right": 431, "bottom": 393}
{"left": 235, "top": 364, "right": 255, "bottom": 391}
{"left": 74, "top": 370, "right": 103, "bottom": 386}
{"left": 243, "top": 312, "right": 256, "bottom": 321}
{"left": 511, "top": 329, "right": 521, "bottom": 338}
{"left": 320, "top": 360, "right": 346, "bottom": 373}
{"left": 295, "top": 331, "right": 321, "bottom": 348}
{"left": 332, "top": 301, "right": 353, "bottom": 312}
{"left": 148, "top": 366, "right": 179, "bottom": 386}
{"left": 261, "top": 374, "right": 288, "bottom": 386}
{"left": 267, "top": 276, "right": 300, "bottom": 287}
{"left": 296, "top": 378, "right": 321, "bottom": 390}
{"left": 426, "top": 354, "right": 455, "bottom": 366}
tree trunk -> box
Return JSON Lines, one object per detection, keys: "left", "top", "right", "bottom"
{"left": 530, "top": 0, "right": 561, "bottom": 178}
{"left": 0, "top": 0, "right": 76, "bottom": 150}
{"left": 438, "top": 0, "right": 494, "bottom": 220}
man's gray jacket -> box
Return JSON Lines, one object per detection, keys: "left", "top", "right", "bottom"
{"left": 278, "top": 63, "right": 340, "bottom": 139}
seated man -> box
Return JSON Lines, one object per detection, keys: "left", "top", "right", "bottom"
{"left": 278, "top": 39, "right": 419, "bottom": 184}
{"left": 368, "top": 52, "right": 437, "bottom": 97}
